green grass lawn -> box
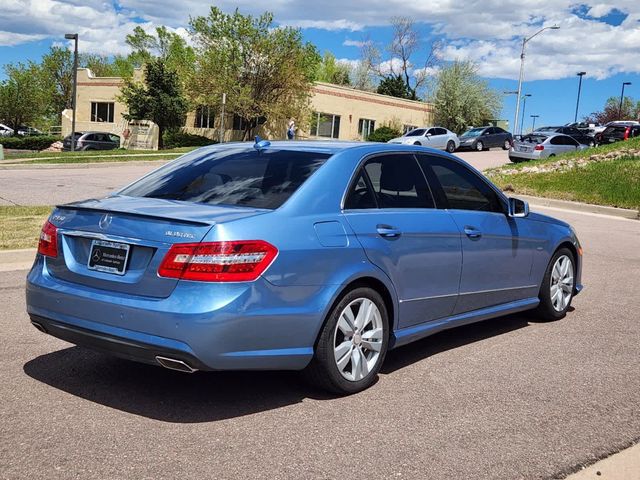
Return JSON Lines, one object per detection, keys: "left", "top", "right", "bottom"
{"left": 4, "top": 147, "right": 195, "bottom": 163}
{"left": 0, "top": 206, "right": 52, "bottom": 250}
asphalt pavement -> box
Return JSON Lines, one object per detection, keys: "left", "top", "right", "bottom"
{"left": 1, "top": 205, "right": 638, "bottom": 479}
{"left": 0, "top": 149, "right": 509, "bottom": 206}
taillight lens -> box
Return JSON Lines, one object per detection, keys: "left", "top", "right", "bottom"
{"left": 624, "top": 127, "right": 630, "bottom": 140}
{"left": 158, "top": 241, "right": 278, "bottom": 282}
{"left": 534, "top": 144, "right": 545, "bottom": 151}
{"left": 38, "top": 220, "right": 58, "bottom": 258}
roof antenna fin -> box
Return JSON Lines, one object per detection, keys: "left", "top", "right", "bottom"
{"left": 254, "top": 136, "right": 271, "bottom": 151}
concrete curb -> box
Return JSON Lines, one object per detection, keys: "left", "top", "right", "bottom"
{"left": 517, "top": 194, "right": 639, "bottom": 220}
{"left": 565, "top": 442, "right": 640, "bottom": 479}
{"left": 0, "top": 159, "right": 172, "bottom": 170}
{"left": 0, "top": 249, "right": 36, "bottom": 272}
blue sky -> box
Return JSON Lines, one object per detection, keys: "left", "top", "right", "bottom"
{"left": 1, "top": 1, "right": 639, "bottom": 129}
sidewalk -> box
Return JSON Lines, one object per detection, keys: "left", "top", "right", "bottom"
{"left": 0, "top": 249, "right": 36, "bottom": 272}
{"left": 565, "top": 442, "right": 640, "bottom": 480}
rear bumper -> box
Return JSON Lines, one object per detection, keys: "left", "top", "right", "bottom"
{"left": 26, "top": 256, "right": 339, "bottom": 371}
{"left": 509, "top": 151, "right": 541, "bottom": 161}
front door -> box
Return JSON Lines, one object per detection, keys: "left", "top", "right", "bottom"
{"left": 418, "top": 154, "right": 537, "bottom": 313}
{"left": 343, "top": 153, "right": 462, "bottom": 327}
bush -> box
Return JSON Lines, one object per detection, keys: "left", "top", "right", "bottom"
{"left": 163, "top": 130, "right": 218, "bottom": 149}
{"left": 367, "top": 126, "right": 402, "bottom": 143}
{"left": 0, "top": 135, "right": 60, "bottom": 150}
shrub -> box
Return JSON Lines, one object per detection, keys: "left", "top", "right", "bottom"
{"left": 0, "top": 135, "right": 61, "bottom": 150}
{"left": 163, "top": 130, "right": 218, "bottom": 149}
{"left": 367, "top": 126, "right": 401, "bottom": 143}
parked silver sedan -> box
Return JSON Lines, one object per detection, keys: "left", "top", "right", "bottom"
{"left": 509, "top": 133, "right": 587, "bottom": 162}
{"left": 388, "top": 127, "right": 460, "bottom": 153}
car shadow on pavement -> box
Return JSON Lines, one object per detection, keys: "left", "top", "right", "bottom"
{"left": 24, "top": 313, "right": 530, "bottom": 424}
{"left": 381, "top": 313, "right": 529, "bottom": 374}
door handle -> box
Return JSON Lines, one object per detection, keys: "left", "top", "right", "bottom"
{"left": 464, "top": 226, "right": 482, "bottom": 238}
{"left": 376, "top": 225, "right": 401, "bottom": 238}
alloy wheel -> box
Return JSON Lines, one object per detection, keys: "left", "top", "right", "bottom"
{"left": 550, "top": 255, "right": 574, "bottom": 312}
{"left": 476, "top": 141, "right": 483, "bottom": 151}
{"left": 333, "top": 297, "right": 384, "bottom": 381}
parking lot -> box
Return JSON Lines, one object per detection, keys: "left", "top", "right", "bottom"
{"left": 1, "top": 204, "right": 639, "bottom": 479}
{"left": 0, "top": 149, "right": 510, "bottom": 206}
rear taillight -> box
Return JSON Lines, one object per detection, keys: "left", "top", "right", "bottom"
{"left": 38, "top": 220, "right": 58, "bottom": 258}
{"left": 158, "top": 241, "right": 278, "bottom": 282}
{"left": 534, "top": 144, "right": 545, "bottom": 151}
{"left": 624, "top": 127, "right": 630, "bottom": 140}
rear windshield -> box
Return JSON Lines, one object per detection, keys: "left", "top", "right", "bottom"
{"left": 536, "top": 127, "right": 559, "bottom": 132}
{"left": 603, "top": 126, "right": 626, "bottom": 135}
{"left": 120, "top": 148, "right": 331, "bottom": 209}
{"left": 405, "top": 129, "right": 426, "bottom": 137}
{"left": 519, "top": 135, "right": 547, "bottom": 144}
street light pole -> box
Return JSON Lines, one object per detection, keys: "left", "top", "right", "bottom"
{"left": 219, "top": 92, "right": 226, "bottom": 143}
{"left": 619, "top": 82, "right": 631, "bottom": 120}
{"left": 531, "top": 115, "right": 539, "bottom": 132}
{"left": 574, "top": 72, "right": 586, "bottom": 123}
{"left": 520, "top": 94, "right": 531, "bottom": 135}
{"left": 65, "top": 33, "right": 79, "bottom": 152}
{"left": 513, "top": 25, "right": 560, "bottom": 136}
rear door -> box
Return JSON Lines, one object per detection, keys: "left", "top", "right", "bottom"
{"left": 343, "top": 153, "right": 462, "bottom": 327}
{"left": 417, "top": 154, "right": 536, "bottom": 313}
{"left": 431, "top": 128, "right": 448, "bottom": 149}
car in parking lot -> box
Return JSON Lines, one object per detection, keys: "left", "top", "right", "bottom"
{"left": 509, "top": 133, "right": 587, "bottom": 162}
{"left": 62, "top": 131, "right": 120, "bottom": 151}
{"left": 0, "top": 123, "right": 14, "bottom": 137}
{"left": 457, "top": 126, "right": 512, "bottom": 151}
{"left": 27, "top": 140, "right": 583, "bottom": 394}
{"left": 594, "top": 123, "right": 640, "bottom": 145}
{"left": 536, "top": 126, "right": 596, "bottom": 147}
{"left": 387, "top": 127, "right": 460, "bottom": 153}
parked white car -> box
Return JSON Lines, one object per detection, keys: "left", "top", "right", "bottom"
{"left": 0, "top": 123, "right": 14, "bottom": 137}
{"left": 509, "top": 133, "right": 587, "bottom": 162}
{"left": 388, "top": 127, "right": 460, "bottom": 153}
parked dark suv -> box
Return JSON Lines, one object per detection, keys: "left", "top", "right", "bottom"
{"left": 536, "top": 126, "right": 596, "bottom": 147}
{"left": 595, "top": 123, "right": 640, "bottom": 145}
{"left": 63, "top": 132, "right": 120, "bottom": 151}
{"left": 457, "top": 126, "right": 513, "bottom": 151}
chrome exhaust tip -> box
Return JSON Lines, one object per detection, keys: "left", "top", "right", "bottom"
{"left": 31, "top": 321, "right": 47, "bottom": 334}
{"left": 155, "top": 355, "right": 197, "bottom": 373}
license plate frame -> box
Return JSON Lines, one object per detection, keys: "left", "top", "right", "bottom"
{"left": 87, "top": 239, "right": 131, "bottom": 275}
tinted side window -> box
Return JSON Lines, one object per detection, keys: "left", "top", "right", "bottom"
{"left": 344, "top": 172, "right": 376, "bottom": 209}
{"left": 418, "top": 155, "right": 505, "bottom": 213}
{"left": 120, "top": 149, "right": 330, "bottom": 209}
{"left": 363, "top": 155, "right": 434, "bottom": 209}
{"left": 550, "top": 136, "right": 564, "bottom": 145}
{"left": 434, "top": 128, "right": 447, "bottom": 135}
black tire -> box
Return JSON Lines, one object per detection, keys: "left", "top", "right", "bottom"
{"left": 533, "top": 247, "right": 576, "bottom": 321}
{"left": 502, "top": 139, "right": 511, "bottom": 150}
{"left": 303, "top": 287, "right": 390, "bottom": 395}
{"left": 475, "top": 141, "right": 484, "bottom": 151}
{"left": 446, "top": 140, "right": 456, "bottom": 153}
{"left": 413, "top": 141, "right": 421, "bottom": 146}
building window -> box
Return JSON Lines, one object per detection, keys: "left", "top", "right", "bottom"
{"left": 232, "top": 114, "right": 247, "bottom": 131}
{"left": 403, "top": 124, "right": 418, "bottom": 134}
{"left": 358, "top": 118, "right": 376, "bottom": 139}
{"left": 310, "top": 112, "right": 341, "bottom": 139}
{"left": 91, "top": 102, "right": 114, "bottom": 123}
{"left": 194, "top": 105, "right": 214, "bottom": 129}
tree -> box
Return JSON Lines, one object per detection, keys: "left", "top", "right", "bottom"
{"left": 189, "top": 7, "right": 321, "bottom": 140}
{"left": 0, "top": 62, "right": 50, "bottom": 131}
{"left": 430, "top": 60, "right": 502, "bottom": 134}
{"left": 119, "top": 58, "right": 188, "bottom": 149}
{"left": 315, "top": 52, "right": 351, "bottom": 85}
{"left": 586, "top": 96, "right": 640, "bottom": 124}
{"left": 367, "top": 125, "right": 402, "bottom": 142}
{"left": 377, "top": 75, "right": 411, "bottom": 99}
{"left": 363, "top": 17, "right": 438, "bottom": 100}
{"left": 41, "top": 46, "right": 74, "bottom": 121}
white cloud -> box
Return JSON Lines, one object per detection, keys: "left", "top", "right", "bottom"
{"left": 2, "top": 0, "right": 640, "bottom": 81}
{"left": 343, "top": 38, "right": 371, "bottom": 48}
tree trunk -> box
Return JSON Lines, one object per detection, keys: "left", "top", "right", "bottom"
{"left": 157, "top": 126, "right": 164, "bottom": 150}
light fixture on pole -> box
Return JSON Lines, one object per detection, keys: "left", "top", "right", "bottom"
{"left": 65, "top": 33, "right": 79, "bottom": 152}
{"left": 530, "top": 114, "right": 540, "bottom": 132}
{"left": 619, "top": 82, "right": 631, "bottom": 120}
{"left": 520, "top": 94, "right": 532, "bottom": 135}
{"left": 513, "top": 25, "right": 560, "bottom": 136}
{"left": 574, "top": 72, "right": 586, "bottom": 123}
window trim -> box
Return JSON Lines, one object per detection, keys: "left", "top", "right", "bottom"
{"left": 341, "top": 151, "right": 437, "bottom": 211}
{"left": 416, "top": 153, "right": 508, "bottom": 214}
{"left": 90, "top": 101, "right": 115, "bottom": 123}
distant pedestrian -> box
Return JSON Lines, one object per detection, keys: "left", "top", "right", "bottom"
{"left": 287, "top": 119, "right": 295, "bottom": 140}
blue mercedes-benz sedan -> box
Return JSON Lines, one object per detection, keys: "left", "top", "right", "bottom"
{"left": 26, "top": 140, "right": 583, "bottom": 394}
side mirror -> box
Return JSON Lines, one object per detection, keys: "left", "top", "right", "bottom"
{"left": 508, "top": 197, "right": 529, "bottom": 218}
